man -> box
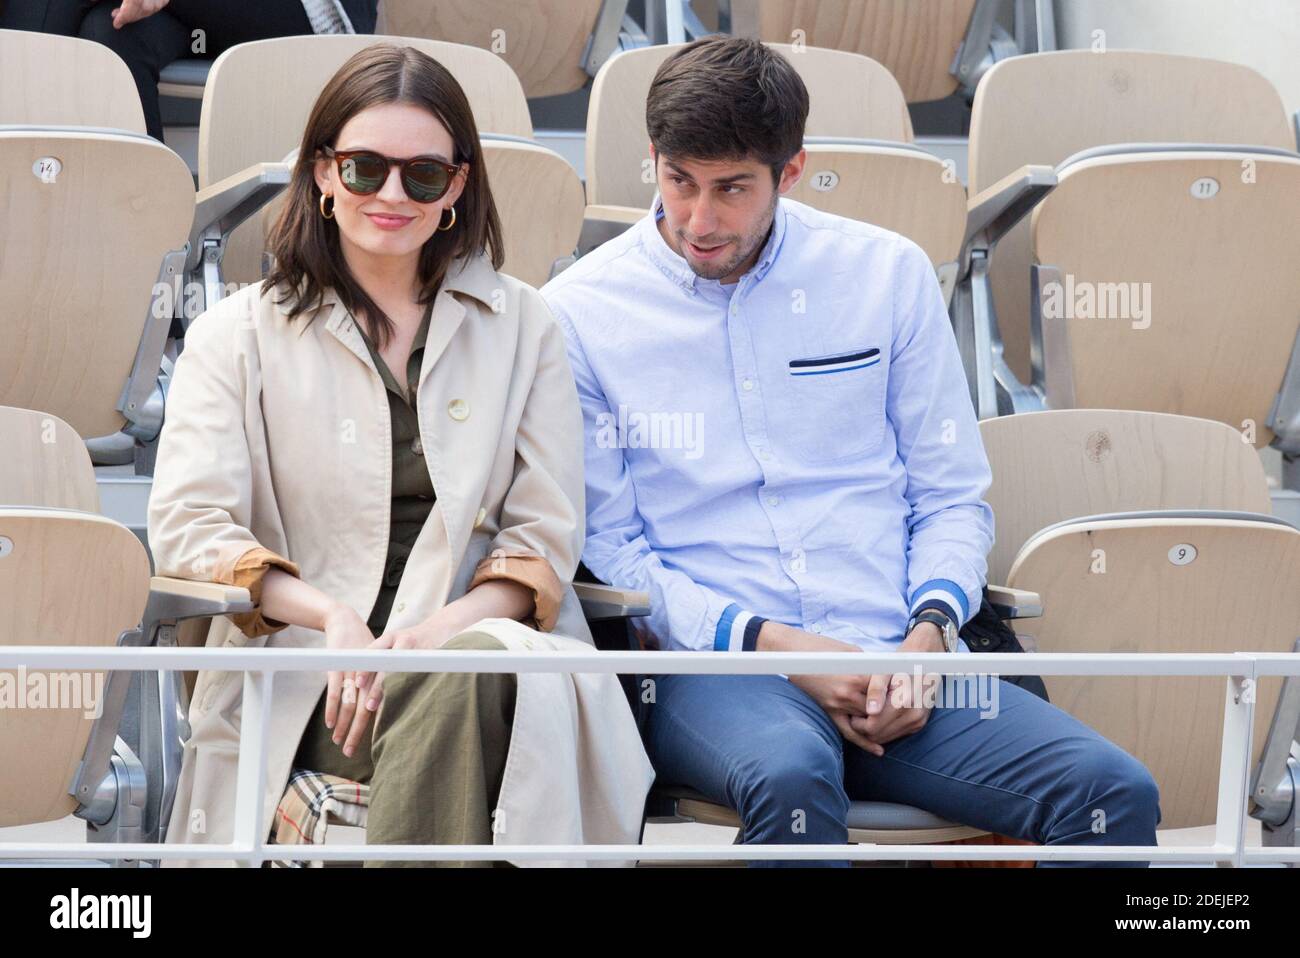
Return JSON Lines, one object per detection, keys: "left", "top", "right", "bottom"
{"left": 542, "top": 36, "right": 1160, "bottom": 866}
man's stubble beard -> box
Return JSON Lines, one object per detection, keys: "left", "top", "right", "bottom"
{"left": 683, "top": 190, "right": 779, "bottom": 281}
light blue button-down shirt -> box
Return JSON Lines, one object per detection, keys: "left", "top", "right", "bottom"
{"left": 542, "top": 198, "right": 994, "bottom": 653}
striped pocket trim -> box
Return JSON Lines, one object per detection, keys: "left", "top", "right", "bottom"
{"left": 789, "top": 347, "right": 880, "bottom": 376}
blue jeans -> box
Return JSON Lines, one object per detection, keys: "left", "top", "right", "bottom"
{"left": 643, "top": 674, "right": 1161, "bottom": 867}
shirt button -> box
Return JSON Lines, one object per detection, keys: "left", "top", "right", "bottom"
{"left": 448, "top": 399, "right": 469, "bottom": 421}
{"left": 410, "top": 436, "right": 424, "bottom": 456}
{"left": 756, "top": 447, "right": 771, "bottom": 461}
{"left": 742, "top": 379, "right": 754, "bottom": 391}
{"left": 396, "top": 601, "right": 406, "bottom": 613}
{"left": 766, "top": 495, "right": 780, "bottom": 507}
{"left": 810, "top": 624, "right": 822, "bottom": 634}
{"left": 474, "top": 507, "right": 487, "bottom": 528}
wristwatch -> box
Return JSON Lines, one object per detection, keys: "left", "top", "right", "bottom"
{"left": 908, "top": 609, "right": 959, "bottom": 652}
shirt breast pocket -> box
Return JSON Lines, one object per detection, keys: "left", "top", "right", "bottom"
{"left": 780, "top": 347, "right": 886, "bottom": 463}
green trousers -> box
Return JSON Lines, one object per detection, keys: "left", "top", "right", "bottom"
{"left": 293, "top": 632, "right": 516, "bottom": 867}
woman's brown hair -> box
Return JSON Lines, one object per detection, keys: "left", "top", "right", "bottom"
{"left": 264, "top": 44, "right": 504, "bottom": 347}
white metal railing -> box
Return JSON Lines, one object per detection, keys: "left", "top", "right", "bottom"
{"left": 1, "top": 646, "right": 1296, "bottom": 866}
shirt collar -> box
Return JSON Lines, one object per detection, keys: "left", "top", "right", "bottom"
{"left": 639, "top": 194, "right": 788, "bottom": 293}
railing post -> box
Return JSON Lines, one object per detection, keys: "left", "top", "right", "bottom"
{"left": 231, "top": 670, "right": 274, "bottom": 868}
{"left": 1213, "top": 669, "right": 1257, "bottom": 867}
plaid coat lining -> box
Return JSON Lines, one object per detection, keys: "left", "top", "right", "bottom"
{"left": 268, "top": 769, "right": 370, "bottom": 868}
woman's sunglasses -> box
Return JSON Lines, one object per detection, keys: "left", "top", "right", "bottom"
{"left": 323, "top": 147, "right": 462, "bottom": 203}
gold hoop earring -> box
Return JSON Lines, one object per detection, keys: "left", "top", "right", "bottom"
{"left": 437, "top": 206, "right": 457, "bottom": 232}
{"left": 319, "top": 192, "right": 335, "bottom": 220}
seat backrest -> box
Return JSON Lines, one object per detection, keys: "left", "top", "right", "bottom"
{"left": 200, "top": 35, "right": 534, "bottom": 284}
{"left": 481, "top": 139, "right": 584, "bottom": 288}
{"left": 1005, "top": 515, "right": 1300, "bottom": 829}
{"left": 0, "top": 407, "right": 98, "bottom": 511}
{"left": 1031, "top": 149, "right": 1300, "bottom": 445}
{"left": 968, "top": 50, "right": 1294, "bottom": 384}
{"left": 376, "top": 0, "right": 604, "bottom": 98}
{"left": 0, "top": 29, "right": 146, "bottom": 132}
{"left": 0, "top": 130, "right": 195, "bottom": 439}
{"left": 0, "top": 509, "right": 151, "bottom": 827}
{"left": 785, "top": 142, "right": 966, "bottom": 275}
{"left": 730, "top": 0, "right": 978, "bottom": 103}
{"left": 980, "top": 409, "right": 1270, "bottom": 586}
{"left": 586, "top": 42, "right": 912, "bottom": 209}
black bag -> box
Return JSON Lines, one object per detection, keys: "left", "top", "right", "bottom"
{"left": 959, "top": 591, "right": 1050, "bottom": 703}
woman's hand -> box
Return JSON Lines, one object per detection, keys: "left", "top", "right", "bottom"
{"left": 351, "top": 580, "right": 534, "bottom": 731}
{"left": 321, "top": 601, "right": 379, "bottom": 758}
{"left": 350, "top": 609, "right": 462, "bottom": 714}
{"left": 102, "top": 0, "right": 170, "bottom": 28}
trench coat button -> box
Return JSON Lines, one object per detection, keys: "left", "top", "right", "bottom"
{"left": 448, "top": 398, "right": 470, "bottom": 421}
{"left": 474, "top": 507, "right": 487, "bottom": 528}
{"left": 411, "top": 436, "right": 424, "bottom": 456}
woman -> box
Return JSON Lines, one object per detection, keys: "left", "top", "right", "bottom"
{"left": 147, "top": 44, "right": 651, "bottom": 866}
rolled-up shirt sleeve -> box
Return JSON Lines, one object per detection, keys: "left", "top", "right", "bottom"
{"left": 225, "top": 546, "right": 301, "bottom": 637}
{"left": 887, "top": 238, "right": 995, "bottom": 628}
{"left": 468, "top": 552, "right": 564, "bottom": 633}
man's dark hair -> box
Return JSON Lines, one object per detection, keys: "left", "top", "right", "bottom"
{"left": 646, "top": 36, "right": 809, "bottom": 185}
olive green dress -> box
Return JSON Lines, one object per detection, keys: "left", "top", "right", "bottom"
{"left": 292, "top": 303, "right": 516, "bottom": 867}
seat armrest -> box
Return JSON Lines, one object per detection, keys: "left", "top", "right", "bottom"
{"left": 144, "top": 576, "right": 253, "bottom": 627}
{"left": 574, "top": 582, "right": 650, "bottom": 620}
{"left": 986, "top": 584, "right": 1042, "bottom": 620}
{"left": 958, "top": 164, "right": 1056, "bottom": 276}
{"left": 186, "top": 161, "right": 292, "bottom": 272}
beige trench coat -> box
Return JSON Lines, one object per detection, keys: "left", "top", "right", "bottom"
{"left": 147, "top": 252, "right": 652, "bottom": 865}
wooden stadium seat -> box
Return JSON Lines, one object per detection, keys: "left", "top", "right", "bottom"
{"left": 376, "top": 0, "right": 609, "bottom": 99}
{"left": 199, "top": 35, "right": 534, "bottom": 286}
{"left": 0, "top": 129, "right": 194, "bottom": 440}
{"left": 1008, "top": 516, "right": 1298, "bottom": 830}
{"left": 786, "top": 140, "right": 967, "bottom": 301}
{"left": 586, "top": 41, "right": 913, "bottom": 213}
{"left": 0, "top": 508, "right": 152, "bottom": 828}
{"left": 981, "top": 409, "right": 1296, "bottom": 829}
{"left": 0, "top": 405, "right": 253, "bottom": 853}
{"left": 729, "top": 0, "right": 981, "bottom": 103}
{"left": 981, "top": 409, "right": 1272, "bottom": 586}
{"left": 1028, "top": 147, "right": 1300, "bottom": 447}
{"left": 0, "top": 408, "right": 99, "bottom": 512}
{"left": 0, "top": 29, "right": 145, "bottom": 132}
{"left": 966, "top": 50, "right": 1294, "bottom": 387}
{"left": 481, "top": 137, "right": 585, "bottom": 287}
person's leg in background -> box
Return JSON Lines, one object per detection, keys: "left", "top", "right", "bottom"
{"left": 0, "top": 0, "right": 92, "bottom": 32}
{"left": 77, "top": 0, "right": 316, "bottom": 141}
{"left": 643, "top": 672, "right": 853, "bottom": 867}
{"left": 843, "top": 678, "right": 1162, "bottom": 867}
{"left": 76, "top": 4, "right": 189, "bottom": 139}
{"left": 364, "top": 631, "right": 517, "bottom": 868}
